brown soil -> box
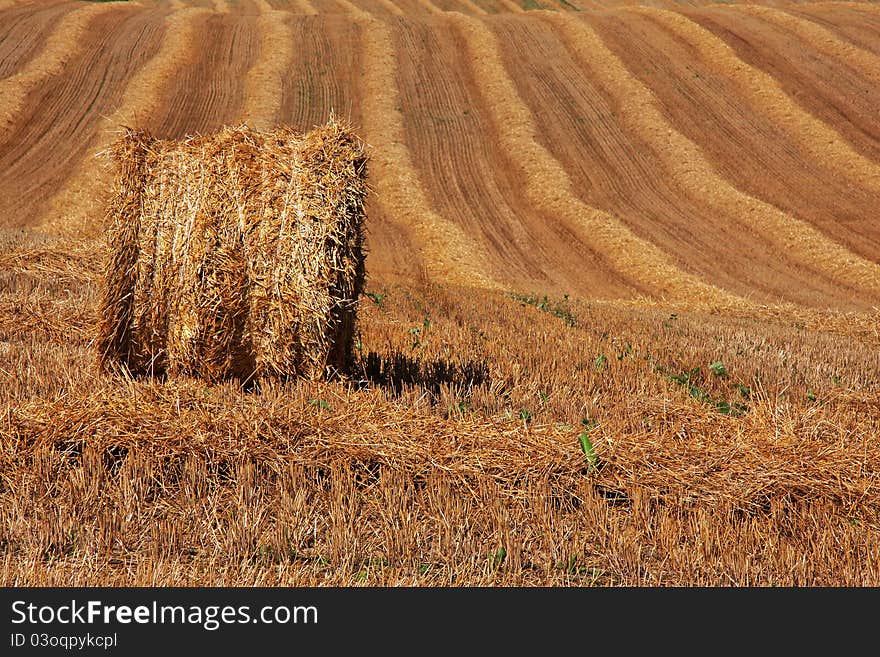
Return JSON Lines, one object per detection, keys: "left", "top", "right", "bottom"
{"left": 394, "top": 17, "right": 631, "bottom": 296}
{"left": 0, "top": 1, "right": 74, "bottom": 80}
{"left": 139, "top": 12, "right": 261, "bottom": 138}
{"left": 0, "top": 4, "right": 167, "bottom": 229}
{"left": 589, "top": 9, "right": 880, "bottom": 275}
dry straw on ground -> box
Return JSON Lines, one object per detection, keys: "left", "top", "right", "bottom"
{"left": 97, "top": 119, "right": 369, "bottom": 382}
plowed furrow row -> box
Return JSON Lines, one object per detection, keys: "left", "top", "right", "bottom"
{"left": 376, "top": 0, "right": 405, "bottom": 15}
{"left": 393, "top": 18, "right": 629, "bottom": 295}
{"left": 749, "top": 3, "right": 880, "bottom": 86}
{"left": 139, "top": 12, "right": 260, "bottom": 139}
{"left": 549, "top": 13, "right": 880, "bottom": 306}
{"left": 358, "top": 17, "right": 500, "bottom": 287}
{"left": 379, "top": 0, "right": 428, "bottom": 12}
{"left": 295, "top": 0, "right": 326, "bottom": 12}
{"left": 487, "top": 14, "right": 843, "bottom": 308}
{"left": 0, "top": 0, "right": 69, "bottom": 7}
{"left": 0, "top": 2, "right": 128, "bottom": 140}
{"left": 450, "top": 14, "right": 739, "bottom": 307}
{"left": 688, "top": 6, "right": 880, "bottom": 169}
{"left": 331, "top": 0, "right": 367, "bottom": 15}
{"left": 325, "top": 0, "right": 375, "bottom": 14}
{"left": 40, "top": 8, "right": 211, "bottom": 236}
{"left": 498, "top": 0, "right": 523, "bottom": 12}
{"left": 427, "top": 0, "right": 462, "bottom": 10}
{"left": 348, "top": 0, "right": 403, "bottom": 14}
{"left": 467, "top": 0, "right": 514, "bottom": 13}
{"left": 274, "top": 0, "right": 319, "bottom": 14}
{"left": 241, "top": 10, "right": 294, "bottom": 130}
{"left": 790, "top": 4, "right": 880, "bottom": 57}
{"left": 454, "top": 0, "right": 489, "bottom": 15}
{"left": 632, "top": 8, "right": 880, "bottom": 203}
{"left": 294, "top": 0, "right": 320, "bottom": 13}
{"left": 0, "top": 5, "right": 167, "bottom": 232}
{"left": 406, "top": 0, "right": 443, "bottom": 14}
{"left": 589, "top": 9, "right": 880, "bottom": 266}
{"left": 244, "top": 0, "right": 271, "bottom": 10}
{"left": 0, "top": 1, "right": 74, "bottom": 80}
{"left": 295, "top": 0, "right": 350, "bottom": 14}
{"left": 279, "top": 16, "right": 361, "bottom": 131}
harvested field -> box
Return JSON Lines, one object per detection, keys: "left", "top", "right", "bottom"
{"left": 0, "top": 1, "right": 75, "bottom": 80}
{"left": 0, "top": 2, "right": 164, "bottom": 229}
{"left": 591, "top": 8, "right": 880, "bottom": 266}
{"left": 2, "top": 0, "right": 879, "bottom": 587}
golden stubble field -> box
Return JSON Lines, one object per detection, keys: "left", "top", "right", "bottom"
{"left": 1, "top": 0, "right": 879, "bottom": 585}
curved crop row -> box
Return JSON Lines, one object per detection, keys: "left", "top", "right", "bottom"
{"left": 0, "top": 4, "right": 169, "bottom": 232}
{"left": 550, "top": 13, "right": 880, "bottom": 301}
{"left": 0, "top": 2, "right": 76, "bottom": 80}
{"left": 0, "top": 2, "right": 127, "bottom": 141}
{"left": 357, "top": 16, "right": 502, "bottom": 288}
{"left": 241, "top": 10, "right": 294, "bottom": 130}
{"left": 689, "top": 6, "right": 880, "bottom": 165}
{"left": 391, "top": 18, "right": 630, "bottom": 295}
{"left": 743, "top": 5, "right": 880, "bottom": 89}
{"left": 448, "top": 13, "right": 741, "bottom": 307}
{"left": 634, "top": 7, "right": 880, "bottom": 198}
{"left": 42, "top": 7, "right": 211, "bottom": 237}
{"left": 589, "top": 8, "right": 880, "bottom": 276}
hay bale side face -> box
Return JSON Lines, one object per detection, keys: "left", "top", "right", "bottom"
{"left": 96, "top": 129, "right": 151, "bottom": 374}
{"left": 160, "top": 129, "right": 258, "bottom": 381}
{"left": 319, "top": 127, "right": 368, "bottom": 375}
{"left": 129, "top": 140, "right": 175, "bottom": 375}
{"left": 253, "top": 122, "right": 368, "bottom": 379}
{"left": 99, "top": 120, "right": 369, "bottom": 382}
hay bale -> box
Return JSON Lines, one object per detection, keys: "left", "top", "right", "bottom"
{"left": 96, "top": 119, "right": 369, "bottom": 382}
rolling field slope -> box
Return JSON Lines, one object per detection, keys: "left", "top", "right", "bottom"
{"left": 2, "top": 0, "right": 879, "bottom": 585}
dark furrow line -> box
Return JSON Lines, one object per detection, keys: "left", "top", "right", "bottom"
{"left": 0, "top": 6, "right": 168, "bottom": 229}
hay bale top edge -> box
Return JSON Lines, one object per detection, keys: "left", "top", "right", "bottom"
{"left": 103, "top": 118, "right": 369, "bottom": 166}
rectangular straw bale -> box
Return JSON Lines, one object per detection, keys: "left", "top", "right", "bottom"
{"left": 96, "top": 119, "right": 369, "bottom": 382}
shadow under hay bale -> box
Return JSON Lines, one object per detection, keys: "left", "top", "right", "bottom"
{"left": 97, "top": 120, "right": 369, "bottom": 382}
{"left": 359, "top": 350, "right": 490, "bottom": 399}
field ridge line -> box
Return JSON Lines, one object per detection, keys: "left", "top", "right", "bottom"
{"left": 633, "top": 6, "right": 880, "bottom": 197}
{"left": 334, "top": 0, "right": 371, "bottom": 17}
{"left": 40, "top": 7, "right": 211, "bottom": 236}
{"left": 550, "top": 13, "right": 880, "bottom": 296}
{"left": 356, "top": 16, "right": 502, "bottom": 288}
{"left": 553, "top": 0, "right": 582, "bottom": 11}
{"left": 289, "top": 0, "right": 319, "bottom": 14}
{"left": 411, "top": 0, "right": 444, "bottom": 15}
{"left": 374, "top": 0, "right": 405, "bottom": 15}
{"left": 0, "top": 2, "right": 128, "bottom": 143}
{"left": 448, "top": 13, "right": 741, "bottom": 306}
{"left": 802, "top": 1, "right": 880, "bottom": 12}
{"left": 454, "top": 0, "right": 489, "bottom": 15}
{"left": 742, "top": 5, "right": 880, "bottom": 88}
{"left": 241, "top": 10, "right": 294, "bottom": 130}
{"left": 498, "top": 0, "right": 524, "bottom": 13}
